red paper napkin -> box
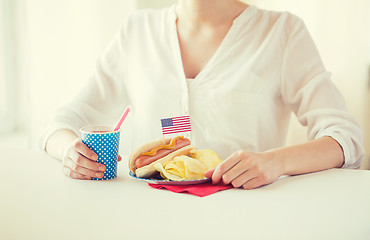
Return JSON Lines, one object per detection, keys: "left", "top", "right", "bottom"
{"left": 148, "top": 182, "right": 233, "bottom": 197}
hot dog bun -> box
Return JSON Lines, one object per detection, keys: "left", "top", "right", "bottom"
{"left": 129, "top": 138, "right": 171, "bottom": 174}
{"left": 129, "top": 137, "right": 195, "bottom": 178}
{"left": 135, "top": 145, "right": 194, "bottom": 178}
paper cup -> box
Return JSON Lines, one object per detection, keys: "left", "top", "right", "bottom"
{"left": 80, "top": 125, "right": 120, "bottom": 180}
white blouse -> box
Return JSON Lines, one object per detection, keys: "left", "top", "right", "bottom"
{"left": 40, "top": 5, "right": 364, "bottom": 168}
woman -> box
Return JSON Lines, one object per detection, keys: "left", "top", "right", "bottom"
{"left": 41, "top": 0, "right": 364, "bottom": 189}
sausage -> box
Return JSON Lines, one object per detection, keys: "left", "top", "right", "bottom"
{"left": 135, "top": 138, "right": 191, "bottom": 168}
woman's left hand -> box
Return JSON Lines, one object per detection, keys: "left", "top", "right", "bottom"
{"left": 204, "top": 150, "right": 283, "bottom": 190}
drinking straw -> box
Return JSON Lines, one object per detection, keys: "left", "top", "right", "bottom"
{"left": 114, "top": 106, "right": 131, "bottom": 131}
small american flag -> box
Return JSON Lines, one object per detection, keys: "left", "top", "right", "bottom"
{"left": 161, "top": 115, "right": 191, "bottom": 135}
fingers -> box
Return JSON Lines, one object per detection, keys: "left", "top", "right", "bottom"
{"left": 63, "top": 157, "right": 105, "bottom": 179}
{"left": 72, "top": 139, "right": 106, "bottom": 173}
{"left": 62, "top": 139, "right": 105, "bottom": 180}
{"left": 204, "top": 169, "right": 215, "bottom": 178}
{"left": 242, "top": 177, "right": 266, "bottom": 190}
{"left": 228, "top": 168, "right": 258, "bottom": 188}
{"left": 69, "top": 150, "right": 106, "bottom": 172}
{"left": 72, "top": 139, "right": 98, "bottom": 161}
{"left": 221, "top": 159, "right": 252, "bottom": 185}
{"left": 211, "top": 151, "right": 243, "bottom": 184}
{"left": 63, "top": 139, "right": 122, "bottom": 180}
{"left": 62, "top": 166, "right": 91, "bottom": 180}
{"left": 208, "top": 150, "right": 277, "bottom": 190}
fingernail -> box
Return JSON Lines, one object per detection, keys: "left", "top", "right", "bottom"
{"left": 96, "top": 173, "right": 103, "bottom": 178}
{"left": 92, "top": 155, "right": 98, "bottom": 161}
{"left": 99, "top": 166, "right": 105, "bottom": 171}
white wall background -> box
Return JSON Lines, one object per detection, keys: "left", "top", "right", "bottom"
{"left": 25, "top": 0, "right": 136, "bottom": 147}
{"left": 2, "top": 0, "right": 369, "bottom": 168}
{"left": 0, "top": 0, "right": 27, "bottom": 134}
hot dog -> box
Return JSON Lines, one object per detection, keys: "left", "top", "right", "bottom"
{"left": 129, "top": 136, "right": 195, "bottom": 178}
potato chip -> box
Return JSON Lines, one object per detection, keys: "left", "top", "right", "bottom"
{"left": 154, "top": 163, "right": 183, "bottom": 181}
{"left": 189, "top": 149, "right": 223, "bottom": 169}
{"left": 154, "top": 149, "right": 222, "bottom": 181}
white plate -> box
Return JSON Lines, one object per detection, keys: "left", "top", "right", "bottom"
{"left": 129, "top": 171, "right": 210, "bottom": 185}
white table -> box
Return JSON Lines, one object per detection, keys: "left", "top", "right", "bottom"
{"left": 0, "top": 148, "right": 369, "bottom": 240}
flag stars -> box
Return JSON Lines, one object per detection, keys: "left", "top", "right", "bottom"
{"left": 161, "top": 116, "right": 192, "bottom": 135}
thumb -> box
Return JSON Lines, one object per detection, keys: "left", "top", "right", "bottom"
{"left": 204, "top": 168, "right": 215, "bottom": 178}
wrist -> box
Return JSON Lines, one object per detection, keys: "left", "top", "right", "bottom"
{"left": 264, "top": 148, "right": 287, "bottom": 176}
{"left": 46, "top": 129, "right": 79, "bottom": 160}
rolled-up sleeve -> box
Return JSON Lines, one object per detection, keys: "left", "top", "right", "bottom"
{"left": 281, "top": 17, "right": 365, "bottom": 168}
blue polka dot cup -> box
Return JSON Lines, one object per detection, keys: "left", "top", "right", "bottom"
{"left": 80, "top": 125, "right": 120, "bottom": 180}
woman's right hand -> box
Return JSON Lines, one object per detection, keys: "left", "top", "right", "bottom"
{"left": 62, "top": 139, "right": 106, "bottom": 180}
